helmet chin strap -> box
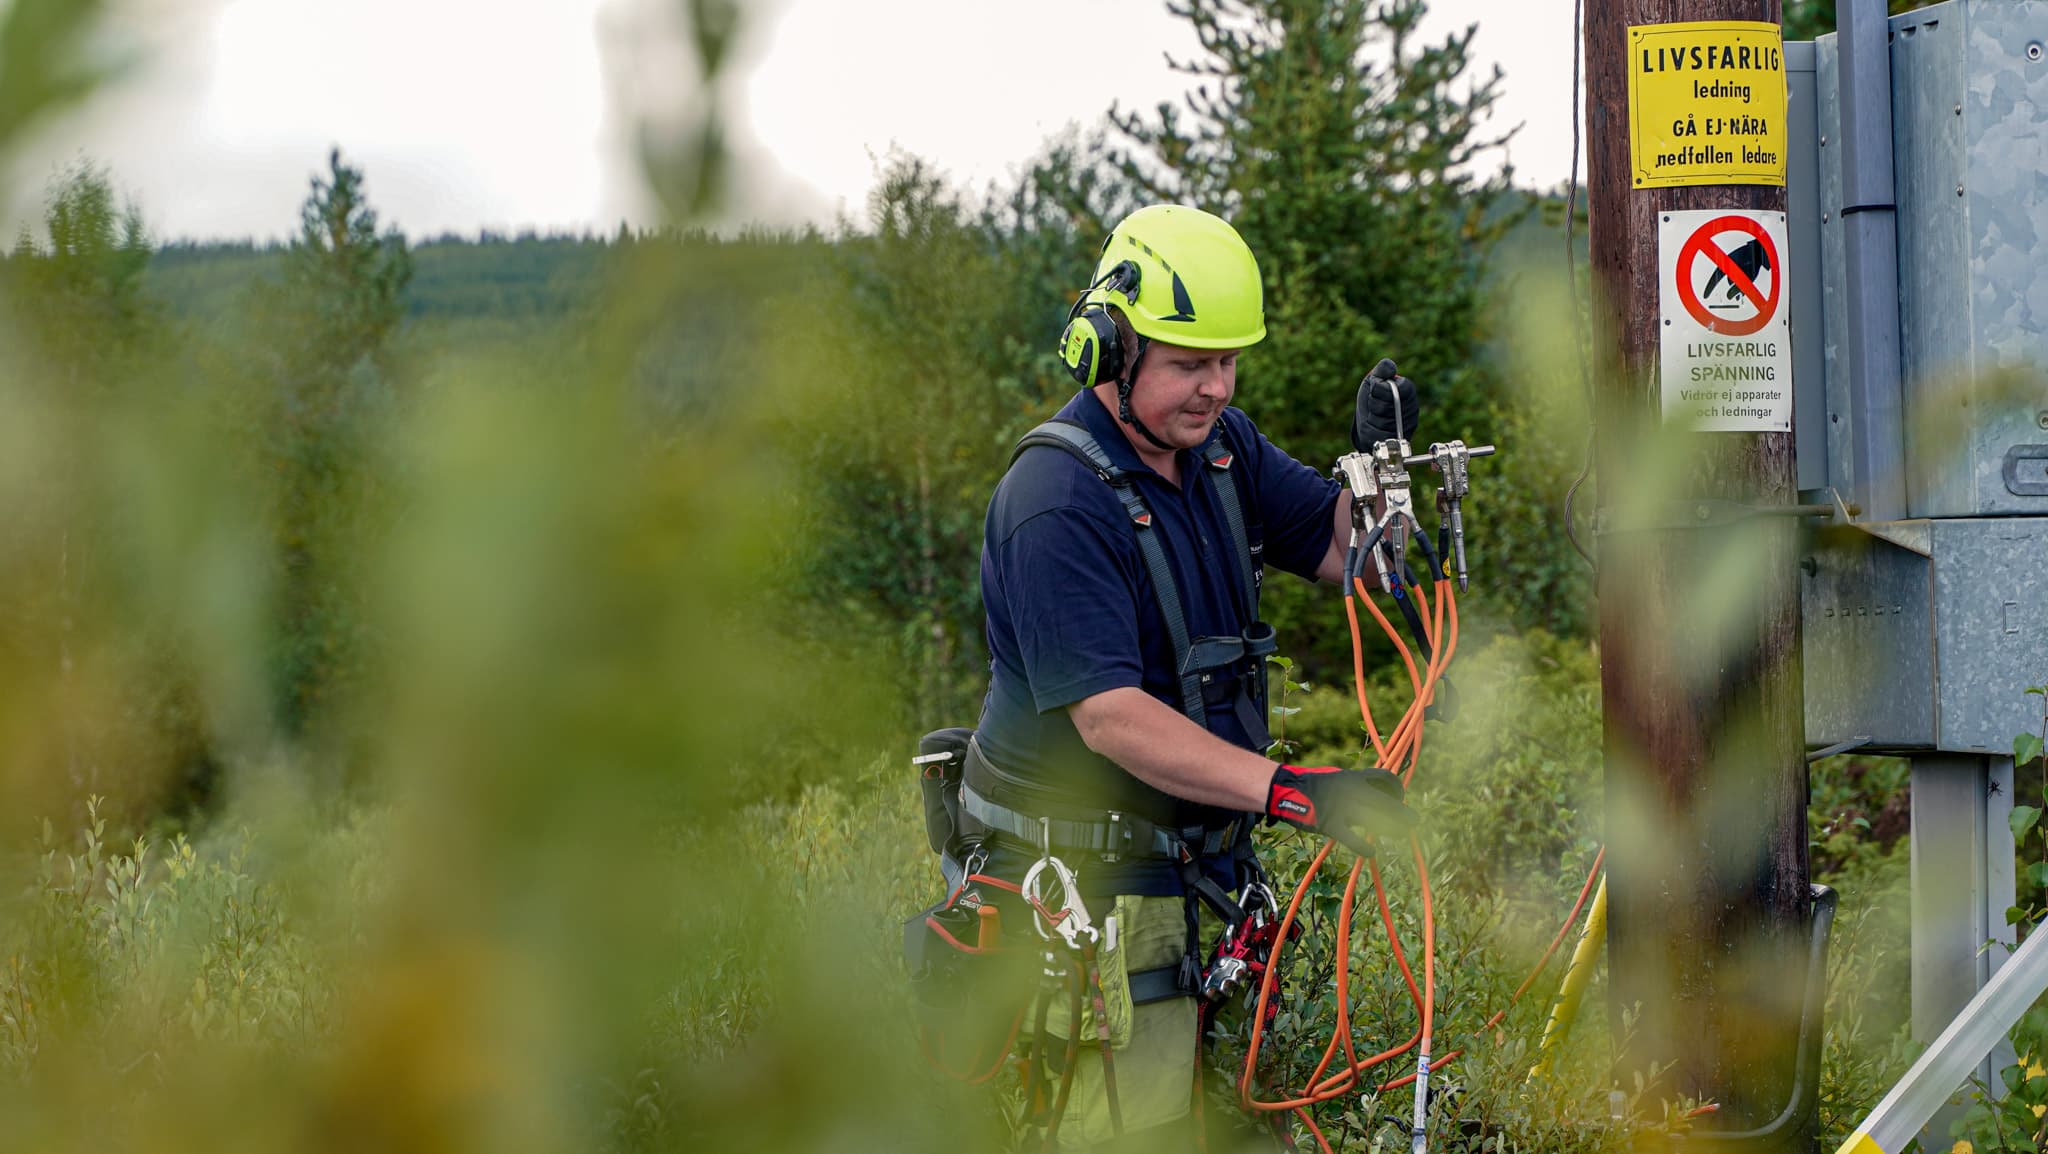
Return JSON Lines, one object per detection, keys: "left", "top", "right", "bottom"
{"left": 1114, "top": 336, "right": 1182, "bottom": 454}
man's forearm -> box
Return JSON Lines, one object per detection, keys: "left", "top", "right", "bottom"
{"left": 1067, "top": 686, "right": 1277, "bottom": 811}
{"left": 1314, "top": 491, "right": 1352, "bottom": 584}
{"left": 1316, "top": 489, "right": 1393, "bottom": 589}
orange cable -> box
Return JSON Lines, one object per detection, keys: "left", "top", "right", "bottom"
{"left": 1239, "top": 560, "right": 1487, "bottom": 1149}
{"left": 1240, "top": 577, "right": 1442, "bottom": 1128}
{"left": 1343, "top": 592, "right": 1389, "bottom": 765}
{"left": 1480, "top": 846, "right": 1607, "bottom": 1035}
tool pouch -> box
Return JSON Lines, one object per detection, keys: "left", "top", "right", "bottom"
{"left": 1038, "top": 894, "right": 1185, "bottom": 1052}
{"left": 902, "top": 875, "right": 1038, "bottom": 1080}
{"left": 913, "top": 727, "right": 974, "bottom": 857}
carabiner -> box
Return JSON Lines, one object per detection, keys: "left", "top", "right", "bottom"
{"left": 1022, "top": 853, "right": 1097, "bottom": 951}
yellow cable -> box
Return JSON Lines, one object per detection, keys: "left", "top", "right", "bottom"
{"left": 1529, "top": 875, "right": 1607, "bottom": 1079}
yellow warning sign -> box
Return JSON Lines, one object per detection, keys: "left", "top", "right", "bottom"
{"left": 1627, "top": 21, "right": 1787, "bottom": 189}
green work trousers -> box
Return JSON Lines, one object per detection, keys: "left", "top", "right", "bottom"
{"left": 1018, "top": 894, "right": 1273, "bottom": 1154}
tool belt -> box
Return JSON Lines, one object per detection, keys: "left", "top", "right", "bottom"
{"left": 957, "top": 736, "right": 1241, "bottom": 862}
{"left": 910, "top": 729, "right": 1216, "bottom": 1026}
{"left": 913, "top": 725, "right": 1270, "bottom": 1008}
{"left": 960, "top": 780, "right": 1238, "bottom": 863}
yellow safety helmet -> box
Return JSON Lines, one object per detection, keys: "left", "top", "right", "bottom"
{"left": 1058, "top": 204, "right": 1266, "bottom": 389}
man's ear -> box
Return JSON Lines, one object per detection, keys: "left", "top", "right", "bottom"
{"left": 1112, "top": 312, "right": 1146, "bottom": 387}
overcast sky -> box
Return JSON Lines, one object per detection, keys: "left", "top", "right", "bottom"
{"left": 2, "top": 0, "right": 1587, "bottom": 244}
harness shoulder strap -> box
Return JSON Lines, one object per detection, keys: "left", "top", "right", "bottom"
{"left": 1199, "top": 428, "right": 1271, "bottom": 727}
{"left": 1009, "top": 419, "right": 1119, "bottom": 482}
{"left": 1010, "top": 420, "right": 1204, "bottom": 725}
{"left": 1200, "top": 431, "right": 1258, "bottom": 621}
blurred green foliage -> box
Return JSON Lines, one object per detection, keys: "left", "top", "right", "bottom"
{"left": 0, "top": 0, "right": 1943, "bottom": 1150}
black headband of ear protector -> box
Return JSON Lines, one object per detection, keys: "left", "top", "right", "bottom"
{"left": 1068, "top": 260, "right": 1141, "bottom": 317}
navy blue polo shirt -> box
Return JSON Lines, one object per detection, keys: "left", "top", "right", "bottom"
{"left": 973, "top": 389, "right": 1340, "bottom": 894}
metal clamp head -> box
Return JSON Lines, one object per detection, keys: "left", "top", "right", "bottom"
{"left": 1403, "top": 439, "right": 1493, "bottom": 494}
{"left": 1400, "top": 438, "right": 1496, "bottom": 593}
{"left": 1335, "top": 452, "right": 1380, "bottom": 501}
{"left": 1371, "top": 443, "right": 1417, "bottom": 521}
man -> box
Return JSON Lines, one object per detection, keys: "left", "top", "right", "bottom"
{"left": 961, "top": 203, "right": 1417, "bottom": 1149}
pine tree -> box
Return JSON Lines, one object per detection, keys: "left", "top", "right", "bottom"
{"left": 281, "top": 147, "right": 411, "bottom": 395}
{"left": 265, "top": 147, "right": 412, "bottom": 744}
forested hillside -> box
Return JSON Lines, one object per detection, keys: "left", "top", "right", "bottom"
{"left": 143, "top": 190, "right": 1577, "bottom": 332}
{"left": 148, "top": 232, "right": 621, "bottom": 324}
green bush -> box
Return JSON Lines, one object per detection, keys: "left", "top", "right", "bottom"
{"left": 0, "top": 797, "right": 351, "bottom": 1081}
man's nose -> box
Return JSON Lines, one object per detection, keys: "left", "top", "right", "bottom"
{"left": 1196, "top": 362, "right": 1230, "bottom": 396}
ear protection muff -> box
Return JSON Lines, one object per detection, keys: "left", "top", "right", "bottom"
{"left": 1057, "top": 260, "right": 1142, "bottom": 388}
{"left": 1058, "top": 308, "right": 1122, "bottom": 389}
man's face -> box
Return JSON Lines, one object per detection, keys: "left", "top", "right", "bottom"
{"left": 1126, "top": 340, "right": 1239, "bottom": 450}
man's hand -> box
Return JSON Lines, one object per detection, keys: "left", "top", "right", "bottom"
{"left": 1265, "top": 765, "right": 1418, "bottom": 856}
{"left": 1352, "top": 358, "right": 1420, "bottom": 451}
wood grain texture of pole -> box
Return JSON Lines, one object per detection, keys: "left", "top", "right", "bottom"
{"left": 1583, "top": 0, "right": 1812, "bottom": 1144}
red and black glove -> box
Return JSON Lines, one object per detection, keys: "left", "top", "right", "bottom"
{"left": 1266, "top": 765, "right": 1418, "bottom": 856}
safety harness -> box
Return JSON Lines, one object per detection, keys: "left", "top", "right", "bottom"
{"left": 963, "top": 418, "right": 1276, "bottom": 888}
{"left": 965, "top": 415, "right": 1277, "bottom": 832}
{"left": 907, "top": 417, "right": 1300, "bottom": 1150}
{"left": 1016, "top": 419, "right": 1275, "bottom": 734}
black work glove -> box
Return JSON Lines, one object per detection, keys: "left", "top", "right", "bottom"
{"left": 1265, "top": 764, "right": 1419, "bottom": 856}
{"left": 1352, "top": 358, "right": 1421, "bottom": 452}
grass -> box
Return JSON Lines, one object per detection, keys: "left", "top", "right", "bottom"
{"left": 0, "top": 625, "right": 1933, "bottom": 1153}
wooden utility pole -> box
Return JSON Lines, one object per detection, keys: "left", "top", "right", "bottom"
{"left": 1584, "top": 0, "right": 1812, "bottom": 1141}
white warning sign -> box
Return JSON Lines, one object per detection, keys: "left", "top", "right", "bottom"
{"left": 1658, "top": 209, "right": 1792, "bottom": 432}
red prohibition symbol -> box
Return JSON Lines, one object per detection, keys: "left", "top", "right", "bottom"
{"left": 1675, "top": 214, "right": 1780, "bottom": 336}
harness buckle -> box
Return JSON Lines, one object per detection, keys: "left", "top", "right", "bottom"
{"left": 1102, "top": 812, "right": 1123, "bottom": 864}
